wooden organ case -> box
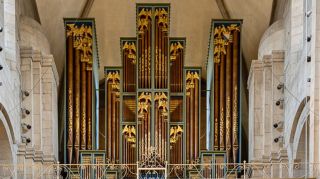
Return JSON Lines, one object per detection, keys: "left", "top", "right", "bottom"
{"left": 63, "top": 19, "right": 100, "bottom": 165}
{"left": 103, "top": 4, "right": 202, "bottom": 169}
{"left": 206, "top": 19, "right": 242, "bottom": 172}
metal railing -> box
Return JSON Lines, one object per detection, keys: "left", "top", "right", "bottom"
{"left": 0, "top": 161, "right": 318, "bottom": 179}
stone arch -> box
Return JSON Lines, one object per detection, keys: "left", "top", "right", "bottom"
{"left": 289, "top": 96, "right": 310, "bottom": 145}
{"left": 0, "top": 103, "right": 15, "bottom": 164}
{"left": 287, "top": 97, "right": 310, "bottom": 177}
{"left": 0, "top": 103, "right": 15, "bottom": 145}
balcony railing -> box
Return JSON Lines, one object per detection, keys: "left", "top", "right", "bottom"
{"left": 0, "top": 161, "right": 317, "bottom": 178}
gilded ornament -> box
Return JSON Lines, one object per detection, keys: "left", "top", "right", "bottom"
{"left": 138, "top": 92, "right": 151, "bottom": 120}
{"left": 170, "top": 42, "right": 183, "bottom": 61}
{"left": 66, "top": 23, "right": 93, "bottom": 63}
{"left": 105, "top": 71, "right": 120, "bottom": 90}
{"left": 138, "top": 8, "right": 152, "bottom": 34}
{"left": 155, "top": 92, "right": 168, "bottom": 119}
{"left": 122, "top": 125, "right": 136, "bottom": 147}
{"left": 169, "top": 125, "right": 183, "bottom": 144}
{"left": 123, "top": 41, "right": 137, "bottom": 64}
{"left": 186, "top": 71, "right": 199, "bottom": 96}
{"left": 213, "top": 24, "right": 240, "bottom": 63}
{"left": 155, "top": 8, "right": 169, "bottom": 32}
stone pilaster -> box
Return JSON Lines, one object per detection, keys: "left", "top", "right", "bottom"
{"left": 248, "top": 60, "right": 264, "bottom": 161}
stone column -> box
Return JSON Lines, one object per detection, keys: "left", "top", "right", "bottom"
{"left": 262, "top": 56, "right": 273, "bottom": 156}
{"left": 271, "top": 51, "right": 285, "bottom": 153}
{"left": 248, "top": 60, "right": 264, "bottom": 161}
{"left": 41, "top": 55, "right": 59, "bottom": 159}
{"left": 25, "top": 147, "right": 34, "bottom": 179}
{"left": 20, "top": 48, "right": 33, "bottom": 146}
{"left": 31, "top": 51, "right": 42, "bottom": 152}
{"left": 16, "top": 144, "right": 26, "bottom": 179}
{"left": 278, "top": 149, "right": 289, "bottom": 178}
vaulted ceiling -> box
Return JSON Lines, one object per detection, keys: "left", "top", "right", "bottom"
{"left": 34, "top": 0, "right": 274, "bottom": 80}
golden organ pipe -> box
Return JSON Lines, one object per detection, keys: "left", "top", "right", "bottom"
{"left": 165, "top": 34, "right": 168, "bottom": 88}
{"left": 186, "top": 93, "right": 190, "bottom": 162}
{"left": 163, "top": 32, "right": 166, "bottom": 88}
{"left": 214, "top": 63, "right": 220, "bottom": 150}
{"left": 149, "top": 107, "right": 151, "bottom": 155}
{"left": 226, "top": 43, "right": 232, "bottom": 163}
{"left": 162, "top": 117, "right": 165, "bottom": 161}
{"left": 124, "top": 53, "right": 127, "bottom": 92}
{"left": 156, "top": 105, "right": 158, "bottom": 154}
{"left": 190, "top": 75, "right": 194, "bottom": 161}
{"left": 141, "top": 32, "right": 145, "bottom": 88}
{"left": 87, "top": 67, "right": 92, "bottom": 150}
{"left": 219, "top": 53, "right": 226, "bottom": 151}
{"left": 158, "top": 27, "right": 162, "bottom": 88}
{"left": 232, "top": 30, "right": 239, "bottom": 163}
{"left": 141, "top": 111, "right": 144, "bottom": 159}
{"left": 122, "top": 135, "right": 125, "bottom": 163}
{"left": 159, "top": 107, "right": 161, "bottom": 160}
{"left": 112, "top": 92, "right": 116, "bottom": 161}
{"left": 179, "top": 51, "right": 182, "bottom": 92}
{"left": 107, "top": 83, "right": 112, "bottom": 160}
{"left": 115, "top": 100, "right": 119, "bottom": 162}
{"left": 148, "top": 20, "right": 151, "bottom": 88}
{"left": 161, "top": 31, "right": 165, "bottom": 88}
{"left": 80, "top": 62, "right": 86, "bottom": 150}
{"left": 67, "top": 36, "right": 73, "bottom": 163}
{"left": 155, "top": 23, "right": 159, "bottom": 88}
{"left": 194, "top": 76, "right": 199, "bottom": 159}
{"left": 74, "top": 49, "right": 81, "bottom": 164}
{"left": 139, "top": 38, "right": 141, "bottom": 88}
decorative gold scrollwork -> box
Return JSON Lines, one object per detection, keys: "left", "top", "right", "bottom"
{"left": 170, "top": 125, "right": 183, "bottom": 145}
{"left": 138, "top": 8, "right": 152, "bottom": 34}
{"left": 186, "top": 71, "right": 200, "bottom": 96}
{"left": 123, "top": 42, "right": 137, "bottom": 64}
{"left": 213, "top": 24, "right": 240, "bottom": 63}
{"left": 155, "top": 8, "right": 168, "bottom": 32}
{"left": 170, "top": 42, "right": 183, "bottom": 61}
{"left": 138, "top": 92, "right": 151, "bottom": 120}
{"left": 122, "top": 125, "right": 136, "bottom": 148}
{"left": 66, "top": 24, "right": 93, "bottom": 63}
{"left": 154, "top": 92, "right": 168, "bottom": 119}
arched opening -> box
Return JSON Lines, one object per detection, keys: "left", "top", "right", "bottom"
{"left": 293, "top": 118, "right": 309, "bottom": 177}
{"left": 0, "top": 103, "right": 15, "bottom": 177}
{"left": 0, "top": 116, "right": 14, "bottom": 178}
{"left": 0, "top": 120, "right": 13, "bottom": 164}
{"left": 287, "top": 97, "right": 310, "bottom": 178}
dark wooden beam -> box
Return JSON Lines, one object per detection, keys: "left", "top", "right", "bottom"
{"left": 269, "top": 0, "right": 277, "bottom": 25}
{"left": 80, "top": 0, "right": 95, "bottom": 18}
{"left": 216, "top": 0, "right": 230, "bottom": 19}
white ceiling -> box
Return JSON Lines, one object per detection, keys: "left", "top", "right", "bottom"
{"left": 34, "top": 0, "right": 273, "bottom": 80}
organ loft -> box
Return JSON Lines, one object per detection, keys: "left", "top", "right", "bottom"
{"left": 63, "top": 3, "right": 242, "bottom": 178}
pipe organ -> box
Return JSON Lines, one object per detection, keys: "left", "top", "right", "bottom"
{"left": 63, "top": 19, "right": 99, "bottom": 164}
{"left": 208, "top": 20, "right": 242, "bottom": 164}
{"left": 62, "top": 5, "right": 243, "bottom": 179}
{"left": 104, "top": 4, "right": 201, "bottom": 166}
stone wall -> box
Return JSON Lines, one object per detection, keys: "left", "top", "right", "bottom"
{"left": 248, "top": 0, "right": 320, "bottom": 177}
{"left": 248, "top": 51, "right": 285, "bottom": 162}
{"left": 0, "top": 0, "right": 59, "bottom": 177}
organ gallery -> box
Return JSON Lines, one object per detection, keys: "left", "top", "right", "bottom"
{"left": 62, "top": 3, "right": 242, "bottom": 178}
